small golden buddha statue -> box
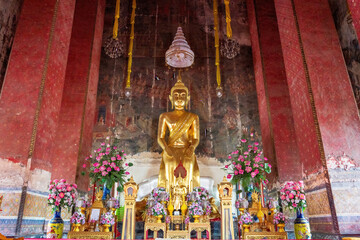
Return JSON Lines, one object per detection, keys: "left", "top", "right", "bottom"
{"left": 172, "top": 174, "right": 188, "bottom": 210}
{"left": 157, "top": 74, "right": 200, "bottom": 192}
{"left": 209, "top": 197, "right": 221, "bottom": 219}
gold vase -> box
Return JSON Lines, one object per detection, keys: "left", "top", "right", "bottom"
{"left": 156, "top": 215, "right": 163, "bottom": 223}
{"left": 239, "top": 208, "right": 245, "bottom": 215}
{"left": 193, "top": 215, "right": 200, "bottom": 223}
{"left": 277, "top": 223, "right": 285, "bottom": 232}
{"left": 72, "top": 223, "right": 81, "bottom": 232}
{"left": 243, "top": 224, "right": 250, "bottom": 233}
{"left": 181, "top": 195, "right": 187, "bottom": 216}
{"left": 103, "top": 224, "right": 111, "bottom": 232}
{"left": 256, "top": 200, "right": 265, "bottom": 223}
{"left": 168, "top": 198, "right": 174, "bottom": 216}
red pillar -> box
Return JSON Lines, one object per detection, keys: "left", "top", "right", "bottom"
{"left": 0, "top": 0, "right": 75, "bottom": 170}
{"left": 246, "top": 0, "right": 276, "bottom": 182}
{"left": 275, "top": 0, "right": 360, "bottom": 235}
{"left": 51, "top": 0, "right": 105, "bottom": 191}
{"left": 247, "top": 0, "right": 302, "bottom": 183}
{"left": 0, "top": 0, "right": 76, "bottom": 235}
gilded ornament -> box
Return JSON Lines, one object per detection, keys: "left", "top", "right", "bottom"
{"left": 157, "top": 74, "right": 200, "bottom": 192}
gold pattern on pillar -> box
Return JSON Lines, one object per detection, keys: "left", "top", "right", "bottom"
{"left": 213, "top": 0, "right": 223, "bottom": 98}
{"left": 218, "top": 177, "right": 234, "bottom": 240}
{"left": 103, "top": 0, "right": 125, "bottom": 58}
{"left": 121, "top": 177, "right": 138, "bottom": 240}
{"left": 125, "top": 0, "right": 136, "bottom": 98}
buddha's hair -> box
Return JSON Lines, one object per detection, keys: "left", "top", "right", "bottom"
{"left": 170, "top": 74, "right": 189, "bottom": 96}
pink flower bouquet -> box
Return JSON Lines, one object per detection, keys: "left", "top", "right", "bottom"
{"left": 188, "top": 201, "right": 204, "bottom": 216}
{"left": 70, "top": 211, "right": 85, "bottom": 225}
{"left": 223, "top": 134, "right": 271, "bottom": 192}
{"left": 100, "top": 211, "right": 115, "bottom": 225}
{"left": 273, "top": 211, "right": 286, "bottom": 225}
{"left": 186, "top": 187, "right": 210, "bottom": 201}
{"left": 238, "top": 212, "right": 253, "bottom": 225}
{"left": 150, "top": 202, "right": 167, "bottom": 216}
{"left": 150, "top": 187, "right": 169, "bottom": 202}
{"left": 48, "top": 179, "right": 78, "bottom": 212}
{"left": 84, "top": 138, "right": 133, "bottom": 192}
{"left": 280, "top": 181, "right": 307, "bottom": 211}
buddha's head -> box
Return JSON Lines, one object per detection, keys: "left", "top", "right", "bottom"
{"left": 169, "top": 74, "right": 190, "bottom": 110}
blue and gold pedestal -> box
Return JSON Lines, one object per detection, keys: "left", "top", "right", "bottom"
{"left": 46, "top": 208, "right": 64, "bottom": 238}
{"left": 294, "top": 209, "right": 311, "bottom": 239}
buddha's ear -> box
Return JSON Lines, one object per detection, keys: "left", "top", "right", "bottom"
{"left": 186, "top": 96, "right": 190, "bottom": 110}
{"left": 169, "top": 95, "right": 173, "bottom": 109}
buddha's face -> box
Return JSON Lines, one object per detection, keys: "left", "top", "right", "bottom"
{"left": 172, "top": 89, "right": 188, "bottom": 110}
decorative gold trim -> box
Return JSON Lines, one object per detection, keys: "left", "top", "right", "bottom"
{"left": 121, "top": 177, "right": 138, "bottom": 240}
{"left": 112, "top": 0, "right": 120, "bottom": 39}
{"left": 224, "top": 0, "right": 232, "bottom": 39}
{"left": 189, "top": 222, "right": 211, "bottom": 240}
{"left": 218, "top": 176, "right": 234, "bottom": 239}
{"left": 126, "top": 0, "right": 136, "bottom": 88}
{"left": 67, "top": 231, "right": 113, "bottom": 239}
{"left": 243, "top": 232, "right": 287, "bottom": 239}
{"left": 145, "top": 222, "right": 166, "bottom": 239}
{"left": 213, "top": 0, "right": 221, "bottom": 88}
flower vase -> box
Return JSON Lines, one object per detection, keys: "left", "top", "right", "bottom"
{"left": 156, "top": 215, "right": 163, "bottom": 223}
{"left": 181, "top": 196, "right": 187, "bottom": 216}
{"left": 243, "top": 224, "right": 250, "bottom": 233}
{"left": 168, "top": 198, "right": 174, "bottom": 216}
{"left": 294, "top": 208, "right": 311, "bottom": 239}
{"left": 103, "top": 224, "right": 111, "bottom": 232}
{"left": 277, "top": 223, "right": 285, "bottom": 232}
{"left": 46, "top": 208, "right": 64, "bottom": 238}
{"left": 193, "top": 215, "right": 200, "bottom": 223}
{"left": 72, "top": 223, "right": 81, "bottom": 232}
{"left": 102, "top": 183, "right": 111, "bottom": 200}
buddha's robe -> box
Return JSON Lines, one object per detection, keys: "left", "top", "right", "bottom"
{"left": 158, "top": 111, "right": 200, "bottom": 192}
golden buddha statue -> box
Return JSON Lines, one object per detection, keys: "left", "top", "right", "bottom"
{"left": 158, "top": 74, "right": 200, "bottom": 192}
{"left": 172, "top": 175, "right": 188, "bottom": 210}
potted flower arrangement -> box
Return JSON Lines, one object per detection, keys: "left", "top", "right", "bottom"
{"left": 75, "top": 197, "right": 90, "bottom": 214}
{"left": 188, "top": 201, "right": 204, "bottom": 223}
{"left": 280, "top": 181, "right": 307, "bottom": 211}
{"left": 223, "top": 134, "right": 271, "bottom": 192}
{"left": 238, "top": 212, "right": 253, "bottom": 233}
{"left": 70, "top": 212, "right": 85, "bottom": 232}
{"left": 100, "top": 211, "right": 115, "bottom": 232}
{"left": 83, "top": 137, "right": 133, "bottom": 199}
{"left": 150, "top": 187, "right": 170, "bottom": 203}
{"left": 273, "top": 211, "right": 286, "bottom": 232}
{"left": 186, "top": 187, "right": 210, "bottom": 201}
{"left": 150, "top": 202, "right": 167, "bottom": 223}
{"left": 280, "top": 181, "right": 311, "bottom": 239}
{"left": 47, "top": 179, "right": 78, "bottom": 238}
